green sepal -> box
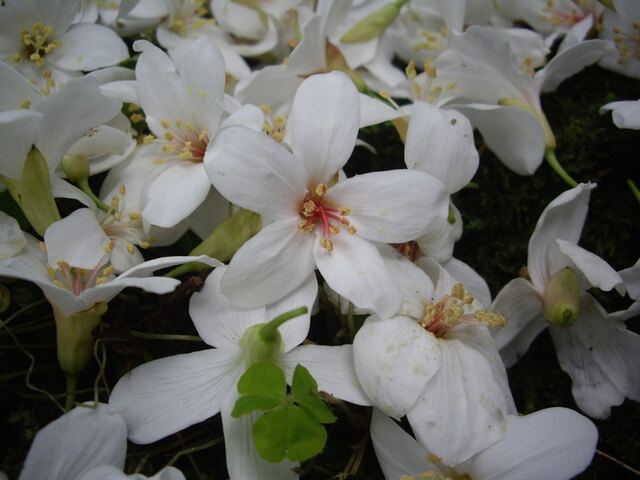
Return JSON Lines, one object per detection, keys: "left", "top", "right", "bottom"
{"left": 253, "top": 403, "right": 327, "bottom": 463}
{"left": 231, "top": 362, "right": 287, "bottom": 418}
{"left": 165, "top": 209, "right": 261, "bottom": 278}
{"left": 2, "top": 146, "right": 61, "bottom": 237}
{"left": 340, "top": 0, "right": 409, "bottom": 43}
{"left": 291, "top": 364, "right": 337, "bottom": 424}
{"left": 542, "top": 267, "right": 581, "bottom": 328}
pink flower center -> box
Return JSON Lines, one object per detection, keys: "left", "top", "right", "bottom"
{"left": 298, "top": 183, "right": 355, "bottom": 251}
{"left": 419, "top": 284, "right": 506, "bottom": 338}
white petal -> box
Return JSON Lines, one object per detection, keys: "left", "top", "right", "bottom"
{"left": 550, "top": 293, "right": 640, "bottom": 418}
{"left": 204, "top": 126, "right": 307, "bottom": 221}
{"left": 49, "top": 24, "right": 129, "bottom": 71}
{"left": 0, "top": 211, "right": 27, "bottom": 260}
{"left": 143, "top": 162, "right": 211, "bottom": 228}
{"left": 283, "top": 344, "right": 371, "bottom": 406}
{"left": 287, "top": 15, "right": 326, "bottom": 74}
{"left": 462, "top": 408, "right": 597, "bottom": 480}
{"left": 314, "top": 232, "right": 402, "bottom": 318}
{"left": 407, "top": 327, "right": 512, "bottom": 465}
{"left": 527, "top": 183, "right": 594, "bottom": 290}
{"left": 265, "top": 272, "right": 317, "bottom": 353}
{"left": 44, "top": 209, "right": 108, "bottom": 270}
{"left": 490, "top": 278, "right": 546, "bottom": 367}
{"left": 189, "top": 265, "right": 267, "bottom": 349}
{"left": 619, "top": 258, "right": 640, "bottom": 300}
{"left": 450, "top": 104, "right": 546, "bottom": 175}
{"left": 600, "top": 100, "right": 640, "bottom": 130}
{"left": 234, "top": 64, "right": 301, "bottom": 113}
{"left": 353, "top": 315, "right": 440, "bottom": 417}
{"left": 117, "top": 254, "right": 222, "bottom": 279}
{"left": 370, "top": 409, "right": 440, "bottom": 480}
{"left": 109, "top": 348, "right": 244, "bottom": 444}
{"left": 415, "top": 203, "right": 463, "bottom": 263}
{"left": 556, "top": 239, "right": 624, "bottom": 292}
{"left": 405, "top": 102, "right": 478, "bottom": 192}
{"left": 19, "top": 403, "right": 126, "bottom": 480}
{"left": 383, "top": 249, "right": 434, "bottom": 320}
{"left": 359, "top": 93, "right": 404, "bottom": 127}
{"left": 439, "top": 256, "right": 492, "bottom": 308}
{"left": 289, "top": 71, "right": 360, "bottom": 185}
{"left": 221, "top": 217, "right": 316, "bottom": 307}
{"left": 327, "top": 169, "right": 449, "bottom": 243}
{"left": 0, "top": 60, "right": 41, "bottom": 111}
{"left": 220, "top": 398, "right": 299, "bottom": 480}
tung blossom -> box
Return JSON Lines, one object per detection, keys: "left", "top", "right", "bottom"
{"left": 490, "top": 183, "right": 638, "bottom": 419}
{"left": 204, "top": 71, "right": 449, "bottom": 317}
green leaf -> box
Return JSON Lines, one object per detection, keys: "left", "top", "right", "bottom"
{"left": 253, "top": 404, "right": 327, "bottom": 463}
{"left": 231, "top": 362, "right": 287, "bottom": 418}
{"left": 291, "top": 365, "right": 337, "bottom": 424}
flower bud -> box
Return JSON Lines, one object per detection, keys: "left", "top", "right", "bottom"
{"left": 340, "top": 0, "right": 408, "bottom": 43}
{"left": 542, "top": 267, "right": 581, "bottom": 328}
{"left": 238, "top": 323, "right": 285, "bottom": 368}
{"left": 61, "top": 155, "right": 90, "bottom": 182}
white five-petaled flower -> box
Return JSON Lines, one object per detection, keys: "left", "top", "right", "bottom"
{"left": 490, "top": 183, "right": 638, "bottom": 419}
{"left": 353, "top": 252, "right": 515, "bottom": 465}
{"left": 205, "top": 71, "right": 449, "bottom": 317}
{"left": 370, "top": 406, "right": 597, "bottom": 480}
{"left": 109, "top": 265, "right": 369, "bottom": 480}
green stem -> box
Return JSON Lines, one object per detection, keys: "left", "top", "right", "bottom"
{"left": 627, "top": 179, "right": 640, "bottom": 205}
{"left": 260, "top": 307, "right": 308, "bottom": 342}
{"left": 545, "top": 149, "right": 578, "bottom": 188}
{"left": 129, "top": 330, "right": 203, "bottom": 342}
{"left": 65, "top": 372, "right": 77, "bottom": 411}
{"left": 165, "top": 436, "right": 224, "bottom": 467}
{"left": 76, "top": 177, "right": 113, "bottom": 213}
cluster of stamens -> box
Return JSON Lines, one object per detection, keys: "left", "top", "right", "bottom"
{"left": 419, "top": 284, "right": 506, "bottom": 338}
{"left": 538, "top": 0, "right": 592, "bottom": 27}
{"left": 13, "top": 22, "right": 61, "bottom": 67}
{"left": 612, "top": 23, "right": 640, "bottom": 64}
{"left": 41, "top": 241, "right": 115, "bottom": 295}
{"left": 412, "top": 26, "right": 449, "bottom": 52}
{"left": 260, "top": 105, "right": 287, "bottom": 142}
{"left": 405, "top": 60, "right": 457, "bottom": 104}
{"left": 144, "top": 118, "right": 209, "bottom": 164}
{"left": 100, "top": 185, "right": 154, "bottom": 255}
{"left": 170, "top": 0, "right": 215, "bottom": 36}
{"left": 298, "top": 183, "right": 355, "bottom": 251}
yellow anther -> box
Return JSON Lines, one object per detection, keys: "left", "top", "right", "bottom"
{"left": 613, "top": 26, "right": 622, "bottom": 34}
{"left": 426, "top": 454, "right": 441, "bottom": 464}
{"left": 53, "top": 279, "right": 65, "bottom": 288}
{"left": 164, "top": 131, "right": 175, "bottom": 141}
{"left": 315, "top": 183, "right": 328, "bottom": 196}
{"left": 39, "top": 241, "right": 47, "bottom": 252}
{"left": 298, "top": 220, "right": 313, "bottom": 232}
{"left": 30, "top": 53, "right": 41, "bottom": 61}
{"left": 476, "top": 309, "right": 507, "bottom": 327}
{"left": 347, "top": 226, "right": 357, "bottom": 234}
{"left": 12, "top": 52, "right": 22, "bottom": 62}
{"left": 198, "top": 129, "right": 207, "bottom": 140}
{"left": 199, "top": 91, "right": 206, "bottom": 97}
{"left": 19, "top": 99, "right": 31, "bottom": 109}
{"left": 379, "top": 90, "right": 391, "bottom": 99}
{"left": 272, "top": 132, "right": 284, "bottom": 142}
{"left": 273, "top": 116, "right": 286, "bottom": 129}
{"left": 126, "top": 243, "right": 135, "bottom": 255}
{"left": 446, "top": 83, "right": 457, "bottom": 90}
{"left": 42, "top": 69, "right": 52, "bottom": 79}
{"left": 102, "top": 265, "right": 115, "bottom": 276}
{"left": 32, "top": 22, "right": 43, "bottom": 31}
{"left": 432, "top": 86, "right": 442, "bottom": 94}
{"left": 118, "top": 185, "right": 126, "bottom": 195}
{"left": 340, "top": 217, "right": 350, "bottom": 227}
{"left": 405, "top": 60, "right": 417, "bottom": 80}
{"left": 319, "top": 238, "right": 334, "bottom": 251}
{"left": 128, "top": 212, "right": 141, "bottom": 220}
{"left": 425, "top": 64, "right": 437, "bottom": 79}
{"left": 48, "top": 78, "right": 55, "bottom": 87}
{"left": 338, "top": 206, "right": 350, "bottom": 215}
{"left": 46, "top": 265, "right": 56, "bottom": 277}
{"left": 161, "top": 119, "right": 170, "bottom": 128}
{"left": 302, "top": 200, "right": 317, "bottom": 217}
{"left": 57, "top": 260, "right": 70, "bottom": 269}
{"left": 634, "top": 22, "right": 640, "bottom": 29}
{"left": 440, "top": 26, "right": 448, "bottom": 37}
{"left": 421, "top": 29, "right": 438, "bottom": 42}
{"left": 329, "top": 224, "right": 340, "bottom": 235}
{"left": 95, "top": 277, "right": 109, "bottom": 285}
{"left": 179, "top": 151, "right": 193, "bottom": 160}
{"left": 104, "top": 241, "right": 115, "bottom": 253}
{"left": 186, "top": 121, "right": 195, "bottom": 133}
{"left": 130, "top": 113, "right": 145, "bottom": 123}
{"left": 175, "top": 118, "right": 183, "bottom": 128}
{"left": 143, "top": 135, "right": 154, "bottom": 144}
{"left": 149, "top": 235, "right": 158, "bottom": 243}
{"left": 128, "top": 103, "right": 140, "bottom": 112}
{"left": 140, "top": 241, "right": 150, "bottom": 249}
{"left": 162, "top": 144, "right": 176, "bottom": 153}
{"left": 260, "top": 104, "right": 272, "bottom": 114}
{"left": 111, "top": 195, "right": 120, "bottom": 208}
{"left": 153, "top": 157, "right": 165, "bottom": 164}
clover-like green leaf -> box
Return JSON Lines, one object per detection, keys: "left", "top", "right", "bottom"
{"left": 291, "top": 364, "right": 337, "bottom": 424}
{"left": 253, "top": 404, "right": 328, "bottom": 463}
{"left": 231, "top": 362, "right": 287, "bottom": 418}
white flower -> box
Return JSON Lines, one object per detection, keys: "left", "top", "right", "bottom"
{"left": 490, "top": 183, "right": 638, "bottom": 419}
{"left": 353, "top": 253, "right": 515, "bottom": 465}
{"left": 600, "top": 99, "right": 640, "bottom": 129}
{"left": 598, "top": 0, "right": 640, "bottom": 78}
{"left": 0, "top": 211, "right": 27, "bottom": 260}
{"left": 18, "top": 402, "right": 185, "bottom": 480}
{"left": 370, "top": 407, "right": 597, "bottom": 480}
{"left": 0, "top": 0, "right": 129, "bottom": 86}
{"left": 109, "top": 265, "right": 369, "bottom": 480}
{"left": 205, "top": 71, "right": 448, "bottom": 317}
